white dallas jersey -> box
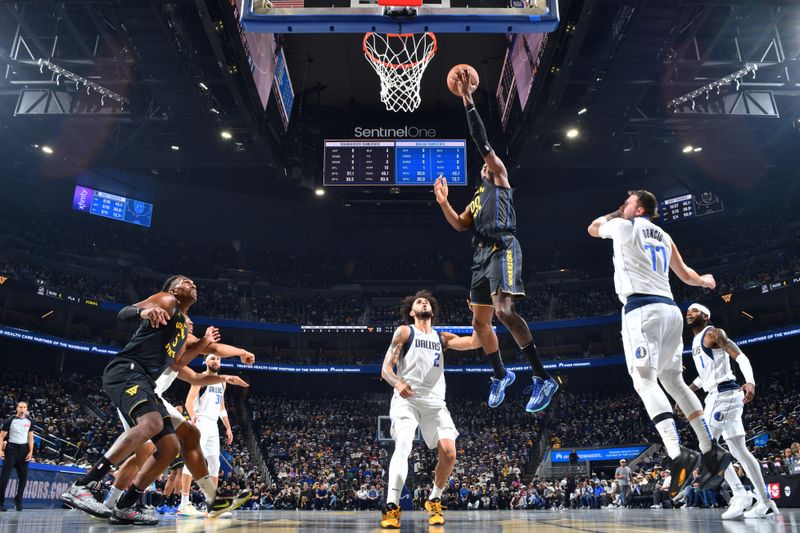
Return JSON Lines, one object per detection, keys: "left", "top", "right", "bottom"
{"left": 194, "top": 382, "right": 226, "bottom": 421}
{"left": 394, "top": 325, "right": 446, "bottom": 401}
{"left": 691, "top": 326, "right": 736, "bottom": 393}
{"left": 599, "top": 217, "right": 674, "bottom": 304}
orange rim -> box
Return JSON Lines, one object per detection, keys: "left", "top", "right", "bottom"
{"left": 363, "top": 32, "right": 437, "bottom": 70}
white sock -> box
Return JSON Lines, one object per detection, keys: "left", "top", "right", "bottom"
{"left": 727, "top": 435, "right": 769, "bottom": 504}
{"left": 387, "top": 435, "right": 413, "bottom": 506}
{"left": 688, "top": 416, "right": 713, "bottom": 454}
{"left": 654, "top": 418, "right": 681, "bottom": 459}
{"left": 180, "top": 494, "right": 190, "bottom": 507}
{"left": 723, "top": 464, "right": 746, "bottom": 498}
{"left": 196, "top": 475, "right": 217, "bottom": 503}
{"left": 104, "top": 486, "right": 124, "bottom": 509}
{"left": 429, "top": 484, "right": 444, "bottom": 500}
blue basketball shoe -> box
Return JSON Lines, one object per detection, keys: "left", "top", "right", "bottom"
{"left": 525, "top": 376, "right": 559, "bottom": 413}
{"left": 488, "top": 369, "right": 516, "bottom": 408}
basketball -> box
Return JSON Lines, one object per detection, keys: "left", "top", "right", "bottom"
{"left": 447, "top": 64, "right": 479, "bottom": 96}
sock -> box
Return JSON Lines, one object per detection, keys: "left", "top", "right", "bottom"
{"left": 653, "top": 416, "right": 681, "bottom": 459}
{"left": 180, "top": 493, "right": 190, "bottom": 507}
{"left": 486, "top": 351, "right": 506, "bottom": 380}
{"left": 104, "top": 486, "right": 124, "bottom": 509}
{"left": 723, "top": 464, "right": 746, "bottom": 498}
{"left": 76, "top": 456, "right": 113, "bottom": 486}
{"left": 116, "top": 485, "right": 144, "bottom": 510}
{"left": 196, "top": 475, "right": 217, "bottom": 502}
{"left": 688, "top": 416, "right": 713, "bottom": 454}
{"left": 429, "top": 484, "right": 444, "bottom": 500}
{"left": 727, "top": 435, "right": 770, "bottom": 504}
{"left": 522, "top": 342, "right": 549, "bottom": 379}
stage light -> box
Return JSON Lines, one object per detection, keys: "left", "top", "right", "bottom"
{"left": 220, "top": 130, "right": 232, "bottom": 140}
{"left": 170, "top": 145, "right": 180, "bottom": 151}
{"left": 682, "top": 145, "right": 694, "bottom": 153}
{"left": 693, "top": 147, "right": 702, "bottom": 152}
{"left": 566, "top": 128, "right": 579, "bottom": 139}
{"left": 577, "top": 108, "right": 588, "bottom": 115}
{"left": 198, "top": 82, "right": 209, "bottom": 90}
{"left": 41, "top": 145, "right": 53, "bottom": 154}
{"left": 315, "top": 188, "right": 325, "bottom": 196}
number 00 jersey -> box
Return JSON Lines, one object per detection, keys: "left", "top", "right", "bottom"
{"left": 394, "top": 325, "right": 446, "bottom": 402}
{"left": 691, "top": 326, "right": 736, "bottom": 393}
{"left": 599, "top": 217, "right": 675, "bottom": 304}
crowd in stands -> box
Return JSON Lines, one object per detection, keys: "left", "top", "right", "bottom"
{"left": 2, "top": 193, "right": 799, "bottom": 329}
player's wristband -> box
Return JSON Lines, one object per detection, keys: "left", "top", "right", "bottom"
{"left": 594, "top": 216, "right": 609, "bottom": 225}
{"left": 735, "top": 353, "right": 755, "bottom": 385}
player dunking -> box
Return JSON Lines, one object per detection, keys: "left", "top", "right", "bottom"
{"left": 686, "top": 303, "right": 779, "bottom": 519}
{"left": 433, "top": 68, "right": 557, "bottom": 413}
{"left": 379, "top": 291, "right": 481, "bottom": 528}
{"left": 61, "top": 276, "right": 248, "bottom": 525}
{"left": 179, "top": 354, "right": 234, "bottom": 514}
{"left": 588, "top": 192, "right": 732, "bottom": 496}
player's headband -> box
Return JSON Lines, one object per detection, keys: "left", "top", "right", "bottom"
{"left": 688, "top": 303, "right": 711, "bottom": 320}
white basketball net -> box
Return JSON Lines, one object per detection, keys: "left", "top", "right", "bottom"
{"left": 363, "top": 32, "right": 437, "bottom": 113}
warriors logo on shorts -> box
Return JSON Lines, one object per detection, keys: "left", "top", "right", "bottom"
{"left": 635, "top": 346, "right": 647, "bottom": 359}
{"left": 713, "top": 411, "right": 725, "bottom": 422}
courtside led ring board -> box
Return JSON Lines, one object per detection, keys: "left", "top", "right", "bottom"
{"left": 240, "top": 0, "right": 559, "bottom": 34}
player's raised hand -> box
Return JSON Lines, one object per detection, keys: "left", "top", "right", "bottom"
{"left": 223, "top": 375, "right": 250, "bottom": 388}
{"left": 456, "top": 69, "right": 477, "bottom": 97}
{"left": 204, "top": 326, "right": 221, "bottom": 344}
{"left": 395, "top": 380, "right": 414, "bottom": 399}
{"left": 699, "top": 274, "right": 716, "bottom": 290}
{"left": 434, "top": 176, "right": 449, "bottom": 204}
{"left": 141, "top": 306, "right": 170, "bottom": 328}
{"left": 240, "top": 350, "right": 255, "bottom": 364}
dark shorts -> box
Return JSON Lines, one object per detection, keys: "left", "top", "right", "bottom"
{"left": 469, "top": 238, "right": 525, "bottom": 306}
{"left": 102, "top": 358, "right": 175, "bottom": 441}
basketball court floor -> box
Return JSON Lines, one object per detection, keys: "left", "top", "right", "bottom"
{"left": 0, "top": 509, "right": 795, "bottom": 532}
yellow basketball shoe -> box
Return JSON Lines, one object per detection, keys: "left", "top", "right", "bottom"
{"left": 380, "top": 503, "right": 402, "bottom": 529}
{"left": 425, "top": 498, "right": 446, "bottom": 526}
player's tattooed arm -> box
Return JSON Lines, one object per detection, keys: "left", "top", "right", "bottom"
{"left": 440, "top": 331, "right": 481, "bottom": 351}
{"left": 705, "top": 327, "right": 756, "bottom": 402}
{"left": 382, "top": 326, "right": 413, "bottom": 398}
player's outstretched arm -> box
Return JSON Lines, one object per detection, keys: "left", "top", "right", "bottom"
{"left": 381, "top": 326, "right": 413, "bottom": 398}
{"left": 206, "top": 342, "right": 255, "bottom": 364}
{"left": 668, "top": 241, "right": 716, "bottom": 289}
{"left": 434, "top": 176, "right": 472, "bottom": 232}
{"left": 176, "top": 367, "right": 249, "bottom": 388}
{"left": 440, "top": 331, "right": 481, "bottom": 351}
{"left": 704, "top": 327, "right": 755, "bottom": 403}
{"left": 454, "top": 69, "right": 509, "bottom": 186}
{"left": 117, "top": 292, "right": 177, "bottom": 328}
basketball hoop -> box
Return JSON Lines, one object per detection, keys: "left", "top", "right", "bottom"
{"left": 363, "top": 32, "right": 437, "bottom": 113}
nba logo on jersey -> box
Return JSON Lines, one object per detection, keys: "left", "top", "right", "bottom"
{"left": 713, "top": 411, "right": 725, "bottom": 422}
{"left": 635, "top": 346, "right": 647, "bottom": 359}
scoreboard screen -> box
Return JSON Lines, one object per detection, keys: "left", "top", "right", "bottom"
{"left": 659, "top": 192, "right": 724, "bottom": 224}
{"left": 72, "top": 185, "right": 153, "bottom": 227}
{"left": 323, "top": 139, "right": 467, "bottom": 186}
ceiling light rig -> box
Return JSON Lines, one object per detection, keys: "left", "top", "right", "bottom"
{"left": 667, "top": 63, "right": 758, "bottom": 112}
{"left": 37, "top": 59, "right": 129, "bottom": 107}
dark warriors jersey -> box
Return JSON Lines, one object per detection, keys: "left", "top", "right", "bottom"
{"left": 116, "top": 308, "right": 188, "bottom": 377}
{"left": 468, "top": 179, "right": 517, "bottom": 246}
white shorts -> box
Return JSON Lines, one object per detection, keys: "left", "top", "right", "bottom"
{"left": 390, "top": 396, "right": 458, "bottom": 450}
{"left": 621, "top": 303, "right": 683, "bottom": 377}
{"left": 184, "top": 418, "right": 221, "bottom": 477}
{"left": 704, "top": 389, "right": 746, "bottom": 440}
{"left": 118, "top": 396, "right": 185, "bottom": 433}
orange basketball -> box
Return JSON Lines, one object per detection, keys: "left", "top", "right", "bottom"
{"left": 447, "top": 64, "right": 479, "bottom": 96}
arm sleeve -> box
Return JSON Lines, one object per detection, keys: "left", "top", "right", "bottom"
{"left": 735, "top": 353, "right": 755, "bottom": 384}
{"left": 465, "top": 104, "right": 492, "bottom": 157}
{"left": 117, "top": 305, "right": 141, "bottom": 321}
{"left": 598, "top": 218, "right": 632, "bottom": 240}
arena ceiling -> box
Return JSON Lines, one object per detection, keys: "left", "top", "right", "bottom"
{"left": 0, "top": 0, "right": 798, "bottom": 203}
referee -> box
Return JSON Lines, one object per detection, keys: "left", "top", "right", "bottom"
{"left": 0, "top": 401, "right": 35, "bottom": 511}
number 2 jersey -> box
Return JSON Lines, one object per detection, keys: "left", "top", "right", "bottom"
{"left": 394, "top": 325, "right": 446, "bottom": 402}
{"left": 598, "top": 217, "right": 674, "bottom": 304}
